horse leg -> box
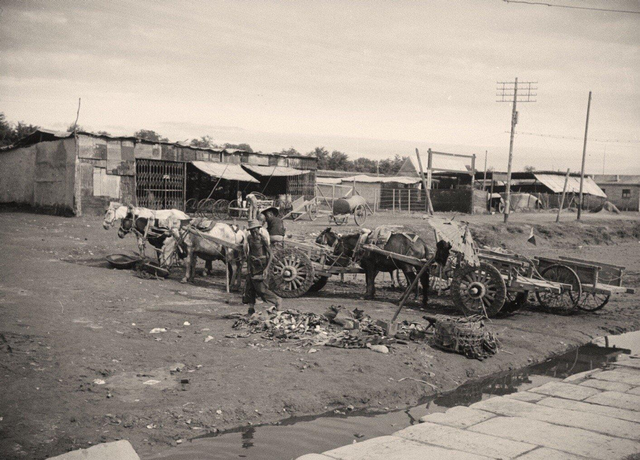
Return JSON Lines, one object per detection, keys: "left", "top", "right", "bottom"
{"left": 401, "top": 268, "right": 417, "bottom": 299}
{"left": 203, "top": 260, "right": 213, "bottom": 277}
{"left": 420, "top": 266, "right": 430, "bottom": 307}
{"left": 364, "top": 265, "right": 378, "bottom": 300}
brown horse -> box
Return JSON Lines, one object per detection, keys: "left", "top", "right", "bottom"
{"left": 317, "top": 227, "right": 451, "bottom": 306}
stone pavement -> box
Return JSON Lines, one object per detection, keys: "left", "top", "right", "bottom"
{"left": 297, "top": 355, "right": 640, "bottom": 460}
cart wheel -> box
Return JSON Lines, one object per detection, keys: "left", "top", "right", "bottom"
{"left": 269, "top": 247, "right": 315, "bottom": 298}
{"left": 498, "top": 201, "right": 505, "bottom": 214}
{"left": 199, "top": 198, "right": 216, "bottom": 218}
{"left": 308, "top": 203, "right": 318, "bottom": 221}
{"left": 309, "top": 275, "right": 329, "bottom": 292}
{"left": 185, "top": 198, "right": 198, "bottom": 214}
{"left": 196, "top": 198, "right": 209, "bottom": 217}
{"left": 535, "top": 264, "right": 582, "bottom": 313}
{"left": 213, "top": 199, "right": 229, "bottom": 219}
{"left": 578, "top": 292, "right": 610, "bottom": 312}
{"left": 502, "top": 291, "right": 529, "bottom": 313}
{"left": 228, "top": 200, "right": 242, "bottom": 219}
{"left": 353, "top": 205, "right": 367, "bottom": 226}
{"left": 451, "top": 263, "right": 507, "bottom": 317}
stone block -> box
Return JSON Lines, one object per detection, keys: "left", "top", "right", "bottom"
{"left": 537, "top": 396, "right": 640, "bottom": 423}
{"left": 471, "top": 395, "right": 640, "bottom": 440}
{"left": 592, "top": 369, "right": 640, "bottom": 386}
{"left": 296, "top": 455, "right": 335, "bottom": 460}
{"left": 418, "top": 406, "right": 495, "bottom": 428}
{"left": 528, "top": 382, "right": 600, "bottom": 401}
{"left": 584, "top": 390, "right": 640, "bottom": 411}
{"left": 470, "top": 416, "right": 640, "bottom": 460}
{"left": 394, "top": 421, "right": 535, "bottom": 459}
{"left": 322, "top": 435, "right": 489, "bottom": 460}
{"left": 515, "top": 446, "right": 590, "bottom": 460}
{"left": 506, "top": 391, "right": 546, "bottom": 403}
{"left": 563, "top": 368, "right": 601, "bottom": 382}
{"left": 579, "top": 378, "right": 632, "bottom": 393}
{"left": 47, "top": 440, "right": 139, "bottom": 460}
{"left": 613, "top": 359, "right": 640, "bottom": 370}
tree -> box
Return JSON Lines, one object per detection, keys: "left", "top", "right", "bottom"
{"left": 134, "top": 129, "right": 168, "bottom": 142}
{"left": 95, "top": 130, "right": 111, "bottom": 136}
{"left": 66, "top": 123, "right": 85, "bottom": 132}
{"left": 0, "top": 113, "right": 14, "bottom": 146}
{"left": 307, "top": 147, "right": 330, "bottom": 169}
{"left": 191, "top": 135, "right": 216, "bottom": 149}
{"left": 327, "top": 150, "right": 350, "bottom": 171}
{"left": 279, "top": 147, "right": 300, "bottom": 156}
{"left": 223, "top": 142, "right": 253, "bottom": 152}
{"left": 524, "top": 165, "right": 536, "bottom": 172}
{"left": 353, "top": 157, "right": 377, "bottom": 173}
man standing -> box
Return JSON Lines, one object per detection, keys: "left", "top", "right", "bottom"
{"left": 260, "top": 206, "right": 286, "bottom": 244}
{"left": 243, "top": 220, "right": 281, "bottom": 314}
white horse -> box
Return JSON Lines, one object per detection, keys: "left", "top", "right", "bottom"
{"left": 173, "top": 220, "right": 270, "bottom": 289}
{"left": 103, "top": 202, "right": 190, "bottom": 264}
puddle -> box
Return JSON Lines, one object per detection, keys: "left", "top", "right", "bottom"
{"left": 148, "top": 330, "right": 640, "bottom": 460}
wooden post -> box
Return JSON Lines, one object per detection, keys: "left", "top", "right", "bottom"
{"left": 408, "top": 189, "right": 411, "bottom": 213}
{"left": 483, "top": 150, "right": 488, "bottom": 190}
{"left": 225, "top": 252, "right": 230, "bottom": 293}
{"left": 577, "top": 91, "right": 592, "bottom": 220}
{"left": 392, "top": 189, "right": 396, "bottom": 214}
{"left": 504, "top": 78, "right": 518, "bottom": 223}
{"left": 415, "top": 148, "right": 433, "bottom": 215}
{"left": 391, "top": 255, "right": 436, "bottom": 323}
{"left": 556, "top": 169, "right": 571, "bottom": 223}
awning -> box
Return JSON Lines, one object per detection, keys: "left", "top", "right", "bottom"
{"left": 341, "top": 175, "right": 421, "bottom": 185}
{"left": 242, "top": 164, "right": 310, "bottom": 177}
{"left": 191, "top": 161, "right": 258, "bottom": 183}
{"left": 533, "top": 173, "right": 606, "bottom": 198}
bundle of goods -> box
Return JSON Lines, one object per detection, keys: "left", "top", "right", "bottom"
{"left": 426, "top": 314, "right": 499, "bottom": 360}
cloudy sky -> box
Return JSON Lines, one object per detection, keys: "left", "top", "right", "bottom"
{"left": 1, "top": 0, "right": 638, "bottom": 173}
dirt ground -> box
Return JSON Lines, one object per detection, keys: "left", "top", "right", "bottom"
{"left": 0, "top": 208, "right": 639, "bottom": 459}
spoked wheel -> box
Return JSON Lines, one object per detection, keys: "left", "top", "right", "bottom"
{"left": 353, "top": 205, "right": 367, "bottom": 226}
{"left": 185, "top": 198, "right": 198, "bottom": 214}
{"left": 228, "top": 200, "right": 242, "bottom": 219}
{"left": 578, "top": 291, "right": 610, "bottom": 312}
{"left": 213, "top": 199, "right": 229, "bottom": 219}
{"left": 451, "top": 263, "right": 507, "bottom": 318}
{"left": 199, "top": 198, "right": 216, "bottom": 218}
{"left": 308, "top": 275, "right": 329, "bottom": 292}
{"left": 535, "top": 264, "right": 582, "bottom": 314}
{"left": 307, "top": 203, "right": 318, "bottom": 221}
{"left": 502, "top": 291, "right": 529, "bottom": 314}
{"left": 269, "top": 248, "right": 315, "bottom": 298}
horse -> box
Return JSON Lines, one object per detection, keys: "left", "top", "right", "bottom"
{"left": 104, "top": 203, "right": 189, "bottom": 265}
{"left": 172, "top": 220, "right": 265, "bottom": 290}
{"left": 316, "top": 227, "right": 451, "bottom": 306}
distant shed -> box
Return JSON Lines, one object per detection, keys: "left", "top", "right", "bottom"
{"left": 592, "top": 175, "right": 640, "bottom": 211}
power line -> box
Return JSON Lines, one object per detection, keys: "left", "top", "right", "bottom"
{"left": 503, "top": 0, "right": 640, "bottom": 15}
{"left": 507, "top": 131, "right": 640, "bottom": 144}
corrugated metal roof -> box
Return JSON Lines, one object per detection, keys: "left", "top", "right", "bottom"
{"left": 533, "top": 173, "right": 606, "bottom": 198}
{"left": 340, "top": 174, "right": 421, "bottom": 185}
{"left": 191, "top": 161, "right": 258, "bottom": 183}
{"left": 317, "top": 177, "right": 343, "bottom": 185}
{"left": 242, "top": 165, "right": 310, "bottom": 177}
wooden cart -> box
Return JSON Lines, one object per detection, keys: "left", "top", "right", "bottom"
{"left": 536, "top": 256, "right": 635, "bottom": 312}
{"left": 329, "top": 195, "right": 369, "bottom": 226}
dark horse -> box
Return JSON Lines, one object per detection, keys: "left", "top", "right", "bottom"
{"left": 317, "top": 227, "right": 451, "bottom": 306}
{"left": 117, "top": 210, "right": 178, "bottom": 265}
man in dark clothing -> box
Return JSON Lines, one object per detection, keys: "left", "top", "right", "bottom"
{"left": 261, "top": 206, "right": 286, "bottom": 243}
{"left": 242, "top": 219, "right": 281, "bottom": 314}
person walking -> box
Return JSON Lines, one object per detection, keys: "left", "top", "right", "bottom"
{"left": 242, "top": 219, "right": 281, "bottom": 314}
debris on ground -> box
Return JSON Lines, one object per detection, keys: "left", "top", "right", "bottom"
{"left": 426, "top": 314, "right": 499, "bottom": 360}
{"left": 149, "top": 328, "right": 167, "bottom": 334}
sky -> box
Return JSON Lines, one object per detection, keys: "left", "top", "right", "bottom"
{"left": 0, "top": 0, "right": 638, "bottom": 173}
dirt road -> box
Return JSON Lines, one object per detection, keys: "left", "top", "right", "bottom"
{"left": 0, "top": 209, "right": 638, "bottom": 459}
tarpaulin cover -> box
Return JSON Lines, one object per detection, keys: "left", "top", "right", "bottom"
{"left": 340, "top": 174, "right": 421, "bottom": 185}
{"left": 333, "top": 195, "right": 367, "bottom": 215}
{"left": 242, "top": 164, "right": 310, "bottom": 177}
{"left": 427, "top": 216, "right": 480, "bottom": 266}
{"left": 191, "top": 161, "right": 258, "bottom": 183}
{"left": 534, "top": 173, "right": 606, "bottom": 198}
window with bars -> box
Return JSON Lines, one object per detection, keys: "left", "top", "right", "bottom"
{"left": 135, "top": 159, "right": 185, "bottom": 210}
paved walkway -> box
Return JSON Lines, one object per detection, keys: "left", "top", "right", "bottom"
{"left": 297, "top": 354, "right": 640, "bottom": 460}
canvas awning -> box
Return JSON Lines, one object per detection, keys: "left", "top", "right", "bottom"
{"left": 340, "top": 175, "right": 421, "bottom": 185}
{"left": 191, "top": 161, "right": 258, "bottom": 183}
{"left": 533, "top": 173, "right": 606, "bottom": 198}
{"left": 242, "top": 165, "right": 310, "bottom": 177}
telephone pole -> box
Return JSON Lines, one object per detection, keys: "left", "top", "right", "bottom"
{"left": 497, "top": 78, "right": 537, "bottom": 223}
{"left": 577, "top": 91, "right": 592, "bottom": 220}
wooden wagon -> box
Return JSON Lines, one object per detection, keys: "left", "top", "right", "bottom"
{"left": 329, "top": 195, "right": 369, "bottom": 226}
{"left": 536, "top": 256, "right": 635, "bottom": 312}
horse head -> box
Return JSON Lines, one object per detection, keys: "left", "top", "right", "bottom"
{"left": 103, "top": 202, "right": 126, "bottom": 230}
{"left": 435, "top": 240, "right": 452, "bottom": 266}
{"left": 316, "top": 227, "right": 340, "bottom": 247}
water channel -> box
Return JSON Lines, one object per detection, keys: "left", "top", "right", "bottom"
{"left": 149, "top": 331, "right": 640, "bottom": 460}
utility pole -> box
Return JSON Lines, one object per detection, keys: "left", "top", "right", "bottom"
{"left": 497, "top": 78, "right": 537, "bottom": 223}
{"left": 483, "top": 150, "right": 488, "bottom": 190}
{"left": 577, "top": 91, "right": 592, "bottom": 220}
